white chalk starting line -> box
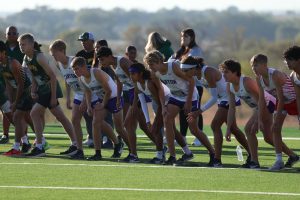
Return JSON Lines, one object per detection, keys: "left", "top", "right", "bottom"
{"left": 0, "top": 185, "right": 299, "bottom": 196}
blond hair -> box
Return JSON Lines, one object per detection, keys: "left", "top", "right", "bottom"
{"left": 49, "top": 39, "right": 67, "bottom": 54}
{"left": 145, "top": 32, "right": 166, "bottom": 53}
{"left": 143, "top": 50, "right": 164, "bottom": 66}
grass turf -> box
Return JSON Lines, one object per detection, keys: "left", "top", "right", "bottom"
{"left": 0, "top": 125, "right": 299, "bottom": 200}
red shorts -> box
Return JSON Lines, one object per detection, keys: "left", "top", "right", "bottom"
{"left": 277, "top": 100, "right": 298, "bottom": 115}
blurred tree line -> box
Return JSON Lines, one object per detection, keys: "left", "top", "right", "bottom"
{"left": 0, "top": 6, "right": 299, "bottom": 71}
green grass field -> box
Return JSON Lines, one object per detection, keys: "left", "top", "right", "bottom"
{"left": 0, "top": 125, "right": 299, "bottom": 200}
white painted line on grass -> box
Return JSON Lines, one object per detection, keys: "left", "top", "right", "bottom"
{"left": 0, "top": 185, "right": 299, "bottom": 196}
{"left": 0, "top": 162, "right": 238, "bottom": 170}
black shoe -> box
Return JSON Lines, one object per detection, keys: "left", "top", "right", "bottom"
{"left": 207, "top": 153, "right": 215, "bottom": 167}
{"left": 241, "top": 155, "right": 252, "bottom": 168}
{"left": 21, "top": 142, "right": 32, "bottom": 153}
{"left": 86, "top": 154, "right": 102, "bottom": 161}
{"left": 213, "top": 158, "right": 223, "bottom": 168}
{"left": 177, "top": 153, "right": 194, "bottom": 163}
{"left": 149, "top": 157, "right": 164, "bottom": 164}
{"left": 26, "top": 147, "right": 45, "bottom": 157}
{"left": 60, "top": 145, "right": 77, "bottom": 156}
{"left": 164, "top": 156, "right": 176, "bottom": 165}
{"left": 248, "top": 161, "right": 260, "bottom": 169}
{"left": 285, "top": 155, "right": 299, "bottom": 168}
{"left": 0, "top": 135, "right": 9, "bottom": 144}
{"left": 123, "top": 154, "right": 139, "bottom": 163}
{"left": 70, "top": 150, "right": 84, "bottom": 160}
{"left": 102, "top": 141, "right": 113, "bottom": 149}
{"left": 111, "top": 142, "right": 124, "bottom": 158}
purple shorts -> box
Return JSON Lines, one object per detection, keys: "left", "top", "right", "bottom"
{"left": 167, "top": 97, "right": 198, "bottom": 112}
{"left": 218, "top": 99, "right": 241, "bottom": 109}
{"left": 91, "top": 97, "right": 124, "bottom": 113}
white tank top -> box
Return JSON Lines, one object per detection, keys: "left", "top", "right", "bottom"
{"left": 260, "top": 68, "right": 295, "bottom": 103}
{"left": 229, "top": 76, "right": 257, "bottom": 108}
{"left": 137, "top": 80, "right": 170, "bottom": 98}
{"left": 291, "top": 71, "right": 300, "bottom": 86}
{"left": 80, "top": 68, "right": 117, "bottom": 99}
{"left": 156, "top": 61, "right": 198, "bottom": 101}
{"left": 115, "top": 56, "right": 134, "bottom": 91}
{"left": 199, "top": 66, "right": 228, "bottom": 102}
{"left": 58, "top": 56, "right": 84, "bottom": 95}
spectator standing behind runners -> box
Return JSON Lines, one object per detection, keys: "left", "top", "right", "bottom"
{"left": 76, "top": 32, "right": 94, "bottom": 148}
{"left": 19, "top": 33, "right": 76, "bottom": 157}
{"left": 145, "top": 32, "right": 174, "bottom": 61}
{"left": 174, "top": 28, "right": 204, "bottom": 147}
{"left": 251, "top": 53, "right": 299, "bottom": 170}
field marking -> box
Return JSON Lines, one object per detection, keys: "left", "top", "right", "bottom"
{"left": 0, "top": 162, "right": 238, "bottom": 170}
{"left": 0, "top": 185, "right": 299, "bottom": 196}
{"left": 24, "top": 133, "right": 300, "bottom": 140}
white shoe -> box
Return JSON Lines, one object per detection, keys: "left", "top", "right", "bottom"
{"left": 269, "top": 160, "right": 284, "bottom": 171}
{"left": 83, "top": 138, "right": 94, "bottom": 147}
{"left": 192, "top": 138, "right": 202, "bottom": 146}
{"left": 102, "top": 136, "right": 108, "bottom": 144}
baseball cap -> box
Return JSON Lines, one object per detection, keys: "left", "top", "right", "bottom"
{"left": 78, "top": 32, "right": 95, "bottom": 41}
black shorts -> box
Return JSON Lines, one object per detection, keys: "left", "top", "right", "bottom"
{"left": 36, "top": 81, "right": 63, "bottom": 109}
{"left": 16, "top": 89, "right": 33, "bottom": 111}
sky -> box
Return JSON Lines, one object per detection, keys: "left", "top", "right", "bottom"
{"left": 1, "top": 0, "right": 300, "bottom": 14}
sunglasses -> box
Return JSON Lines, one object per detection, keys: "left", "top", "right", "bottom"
{"left": 7, "top": 32, "right": 17, "bottom": 36}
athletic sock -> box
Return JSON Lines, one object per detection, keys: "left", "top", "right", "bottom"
{"left": 21, "top": 136, "right": 29, "bottom": 144}
{"left": 276, "top": 153, "right": 283, "bottom": 162}
{"left": 13, "top": 142, "right": 20, "bottom": 150}
{"left": 182, "top": 145, "right": 192, "bottom": 155}
{"left": 71, "top": 141, "right": 77, "bottom": 146}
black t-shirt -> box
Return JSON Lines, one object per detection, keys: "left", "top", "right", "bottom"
{"left": 75, "top": 50, "right": 94, "bottom": 67}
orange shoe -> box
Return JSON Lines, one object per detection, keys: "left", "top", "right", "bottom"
{"left": 3, "top": 149, "right": 22, "bottom": 156}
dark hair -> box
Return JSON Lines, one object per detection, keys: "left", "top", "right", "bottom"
{"left": 181, "top": 56, "right": 205, "bottom": 69}
{"left": 97, "top": 39, "right": 108, "bottom": 47}
{"left": 34, "top": 42, "right": 42, "bottom": 51}
{"left": 283, "top": 46, "right": 300, "bottom": 61}
{"left": 175, "top": 28, "right": 198, "bottom": 60}
{"left": 193, "top": 57, "right": 205, "bottom": 68}
{"left": 126, "top": 45, "right": 137, "bottom": 52}
{"left": 131, "top": 63, "right": 151, "bottom": 80}
{"left": 97, "top": 46, "right": 113, "bottom": 58}
{"left": 251, "top": 54, "right": 268, "bottom": 64}
{"left": 0, "top": 40, "right": 6, "bottom": 52}
{"left": 221, "top": 59, "right": 241, "bottom": 77}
